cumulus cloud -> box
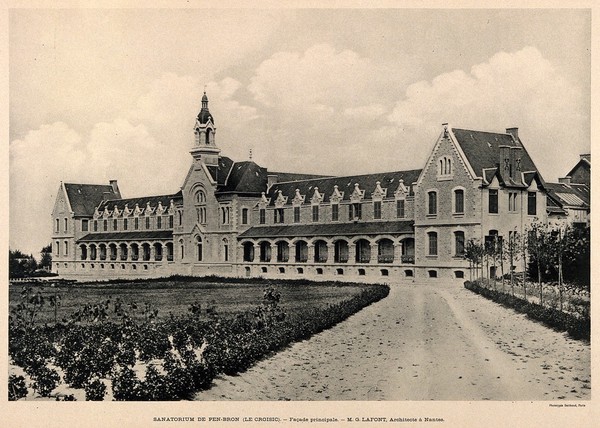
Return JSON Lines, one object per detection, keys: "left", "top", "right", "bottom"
{"left": 9, "top": 73, "right": 258, "bottom": 255}
{"left": 387, "top": 46, "right": 588, "bottom": 179}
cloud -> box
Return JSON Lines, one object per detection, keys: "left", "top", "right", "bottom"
{"left": 9, "top": 73, "right": 258, "bottom": 255}
{"left": 387, "top": 46, "right": 588, "bottom": 179}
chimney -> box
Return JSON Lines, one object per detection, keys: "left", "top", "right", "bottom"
{"left": 506, "top": 127, "right": 519, "bottom": 140}
{"left": 109, "top": 180, "right": 121, "bottom": 198}
{"left": 510, "top": 146, "right": 522, "bottom": 182}
{"left": 498, "top": 145, "right": 510, "bottom": 176}
{"left": 559, "top": 176, "right": 572, "bottom": 185}
{"left": 267, "top": 173, "right": 278, "bottom": 191}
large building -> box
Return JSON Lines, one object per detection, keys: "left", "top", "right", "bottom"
{"left": 51, "top": 94, "right": 590, "bottom": 281}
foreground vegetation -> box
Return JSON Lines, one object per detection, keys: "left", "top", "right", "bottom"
{"left": 464, "top": 280, "right": 589, "bottom": 341}
{"left": 9, "top": 279, "right": 389, "bottom": 401}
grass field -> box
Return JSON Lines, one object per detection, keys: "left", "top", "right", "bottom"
{"left": 9, "top": 278, "right": 367, "bottom": 325}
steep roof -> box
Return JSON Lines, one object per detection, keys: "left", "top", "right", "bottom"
{"left": 451, "top": 128, "right": 539, "bottom": 181}
{"left": 271, "top": 171, "right": 333, "bottom": 183}
{"left": 265, "top": 169, "right": 422, "bottom": 206}
{"left": 206, "top": 156, "right": 234, "bottom": 187}
{"left": 238, "top": 220, "right": 414, "bottom": 239}
{"left": 545, "top": 182, "right": 589, "bottom": 208}
{"left": 64, "top": 183, "right": 120, "bottom": 217}
{"left": 97, "top": 191, "right": 183, "bottom": 212}
{"left": 217, "top": 161, "right": 268, "bottom": 195}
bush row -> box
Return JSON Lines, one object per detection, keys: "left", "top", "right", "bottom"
{"left": 9, "top": 283, "right": 389, "bottom": 400}
{"left": 464, "top": 281, "right": 589, "bottom": 341}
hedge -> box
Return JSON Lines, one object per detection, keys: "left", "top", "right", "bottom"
{"left": 464, "top": 281, "right": 589, "bottom": 341}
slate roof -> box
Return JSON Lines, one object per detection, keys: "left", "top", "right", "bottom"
{"left": 452, "top": 128, "right": 539, "bottom": 182}
{"left": 64, "top": 183, "right": 120, "bottom": 217}
{"left": 96, "top": 191, "right": 183, "bottom": 212}
{"left": 206, "top": 156, "right": 234, "bottom": 186}
{"left": 238, "top": 220, "right": 414, "bottom": 239}
{"left": 566, "top": 156, "right": 591, "bottom": 182}
{"left": 266, "top": 169, "right": 422, "bottom": 206}
{"left": 77, "top": 231, "right": 173, "bottom": 242}
{"left": 216, "top": 161, "right": 268, "bottom": 195}
{"left": 271, "top": 171, "right": 333, "bottom": 183}
{"left": 544, "top": 182, "right": 589, "bottom": 208}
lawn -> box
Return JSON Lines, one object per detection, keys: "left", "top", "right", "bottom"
{"left": 9, "top": 278, "right": 366, "bottom": 325}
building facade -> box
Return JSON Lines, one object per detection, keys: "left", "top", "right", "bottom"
{"left": 51, "top": 95, "right": 589, "bottom": 282}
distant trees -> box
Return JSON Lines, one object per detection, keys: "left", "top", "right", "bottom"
{"left": 9, "top": 244, "right": 54, "bottom": 278}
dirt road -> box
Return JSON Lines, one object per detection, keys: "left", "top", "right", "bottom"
{"left": 195, "top": 281, "right": 590, "bottom": 401}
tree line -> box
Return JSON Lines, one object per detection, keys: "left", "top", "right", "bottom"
{"left": 9, "top": 244, "right": 54, "bottom": 278}
{"left": 464, "top": 223, "right": 590, "bottom": 310}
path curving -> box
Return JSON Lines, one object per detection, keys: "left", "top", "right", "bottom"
{"left": 195, "top": 281, "right": 590, "bottom": 401}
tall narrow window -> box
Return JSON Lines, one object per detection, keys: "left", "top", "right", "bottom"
{"left": 123, "top": 218, "right": 128, "bottom": 230}
{"left": 396, "top": 199, "right": 405, "bottom": 218}
{"left": 294, "top": 206, "right": 300, "bottom": 223}
{"left": 146, "top": 217, "right": 150, "bottom": 229}
{"left": 528, "top": 192, "right": 537, "bottom": 216}
{"left": 81, "top": 219, "right": 89, "bottom": 232}
{"left": 489, "top": 189, "right": 498, "bottom": 214}
{"left": 55, "top": 241, "right": 60, "bottom": 255}
{"left": 169, "top": 215, "right": 173, "bottom": 228}
{"left": 331, "top": 204, "right": 339, "bottom": 221}
{"left": 428, "top": 191, "right": 437, "bottom": 215}
{"left": 454, "top": 231, "right": 465, "bottom": 256}
{"left": 274, "top": 208, "right": 284, "bottom": 224}
{"left": 64, "top": 218, "right": 68, "bottom": 232}
{"left": 373, "top": 201, "right": 382, "bottom": 219}
{"left": 508, "top": 192, "right": 518, "bottom": 212}
{"left": 312, "top": 205, "right": 319, "bottom": 222}
{"left": 196, "top": 237, "right": 203, "bottom": 262}
{"left": 242, "top": 208, "right": 249, "bottom": 225}
{"left": 64, "top": 240, "right": 68, "bottom": 255}
{"left": 103, "top": 220, "right": 108, "bottom": 232}
{"left": 94, "top": 220, "right": 98, "bottom": 232}
{"left": 178, "top": 211, "right": 183, "bottom": 226}
{"left": 259, "top": 208, "right": 266, "bottom": 224}
{"left": 157, "top": 216, "right": 162, "bottom": 229}
{"left": 134, "top": 218, "right": 139, "bottom": 230}
{"left": 428, "top": 232, "right": 438, "bottom": 256}
{"left": 113, "top": 219, "right": 118, "bottom": 231}
{"left": 350, "top": 203, "right": 362, "bottom": 220}
{"left": 454, "top": 189, "right": 464, "bottom": 214}
{"left": 55, "top": 218, "right": 60, "bottom": 232}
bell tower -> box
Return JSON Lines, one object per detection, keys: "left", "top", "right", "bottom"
{"left": 190, "top": 91, "right": 220, "bottom": 165}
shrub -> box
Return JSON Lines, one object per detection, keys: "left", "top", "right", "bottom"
{"left": 8, "top": 375, "right": 28, "bottom": 401}
{"left": 464, "top": 281, "right": 589, "bottom": 341}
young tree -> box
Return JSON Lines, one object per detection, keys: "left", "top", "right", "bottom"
{"left": 39, "top": 244, "right": 53, "bottom": 271}
{"left": 504, "top": 230, "right": 522, "bottom": 297}
{"left": 464, "top": 239, "right": 484, "bottom": 282}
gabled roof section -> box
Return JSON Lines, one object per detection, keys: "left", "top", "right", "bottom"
{"left": 97, "top": 191, "right": 183, "bottom": 212}
{"left": 451, "top": 128, "right": 539, "bottom": 180}
{"left": 206, "top": 156, "right": 234, "bottom": 187}
{"left": 64, "top": 183, "right": 120, "bottom": 217}
{"left": 545, "top": 182, "right": 589, "bottom": 208}
{"left": 266, "top": 169, "right": 422, "bottom": 206}
{"left": 216, "top": 161, "right": 268, "bottom": 195}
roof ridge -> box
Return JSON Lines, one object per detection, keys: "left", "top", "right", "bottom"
{"left": 452, "top": 127, "right": 510, "bottom": 136}
{"left": 274, "top": 168, "right": 423, "bottom": 186}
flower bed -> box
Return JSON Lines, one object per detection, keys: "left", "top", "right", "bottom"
{"left": 464, "top": 280, "right": 589, "bottom": 341}
{"left": 9, "top": 282, "right": 389, "bottom": 401}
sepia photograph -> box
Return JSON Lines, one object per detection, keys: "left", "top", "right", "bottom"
{"left": 3, "top": 1, "right": 596, "bottom": 427}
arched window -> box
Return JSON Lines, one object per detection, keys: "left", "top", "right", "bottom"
{"left": 195, "top": 189, "right": 206, "bottom": 204}
{"left": 222, "top": 238, "right": 229, "bottom": 262}
{"left": 438, "top": 156, "right": 452, "bottom": 177}
{"left": 179, "top": 239, "right": 185, "bottom": 260}
{"left": 454, "top": 231, "right": 465, "bottom": 256}
{"left": 196, "top": 236, "right": 203, "bottom": 262}
{"left": 454, "top": 189, "right": 464, "bottom": 214}
{"left": 428, "top": 191, "right": 437, "bottom": 215}
{"left": 428, "top": 232, "right": 438, "bottom": 256}
{"left": 205, "top": 129, "right": 211, "bottom": 145}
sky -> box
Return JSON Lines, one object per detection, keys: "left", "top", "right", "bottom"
{"left": 8, "top": 7, "right": 591, "bottom": 256}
